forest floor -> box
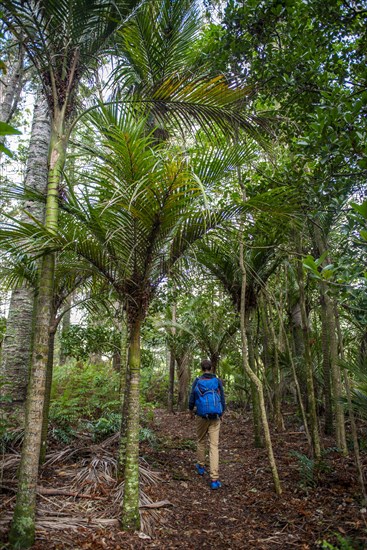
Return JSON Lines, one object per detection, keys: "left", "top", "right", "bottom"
{"left": 1, "top": 408, "right": 367, "bottom": 549}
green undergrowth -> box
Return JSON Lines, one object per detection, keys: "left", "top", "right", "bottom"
{"left": 49, "top": 361, "right": 120, "bottom": 441}
{"left": 319, "top": 533, "right": 363, "bottom": 549}
{"left": 290, "top": 448, "right": 338, "bottom": 490}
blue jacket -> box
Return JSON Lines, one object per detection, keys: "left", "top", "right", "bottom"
{"left": 189, "top": 373, "right": 226, "bottom": 415}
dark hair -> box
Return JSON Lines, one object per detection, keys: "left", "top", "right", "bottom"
{"left": 201, "top": 359, "right": 212, "bottom": 371}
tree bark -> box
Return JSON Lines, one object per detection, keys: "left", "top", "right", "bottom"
{"left": 117, "top": 318, "right": 129, "bottom": 479}
{"left": 167, "top": 300, "right": 176, "bottom": 413}
{"left": 246, "top": 311, "right": 263, "bottom": 448}
{"left": 39, "top": 326, "right": 56, "bottom": 465}
{"left": 319, "top": 287, "right": 333, "bottom": 435}
{"left": 313, "top": 225, "right": 346, "bottom": 453}
{"left": 9, "top": 110, "right": 68, "bottom": 548}
{"left": 121, "top": 316, "right": 142, "bottom": 531}
{"left": 59, "top": 295, "right": 72, "bottom": 365}
{"left": 334, "top": 303, "right": 366, "bottom": 502}
{"left": 265, "top": 302, "right": 285, "bottom": 431}
{"left": 176, "top": 351, "right": 191, "bottom": 412}
{"left": 0, "top": 40, "right": 25, "bottom": 127}
{"left": 239, "top": 240, "right": 282, "bottom": 496}
{"left": 0, "top": 89, "right": 50, "bottom": 419}
{"left": 295, "top": 235, "right": 321, "bottom": 459}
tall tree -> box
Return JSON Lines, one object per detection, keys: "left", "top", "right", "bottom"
{"left": 1, "top": 1, "right": 142, "bottom": 545}
{"left": 0, "top": 88, "right": 50, "bottom": 419}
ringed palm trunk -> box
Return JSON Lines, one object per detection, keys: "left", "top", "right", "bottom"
{"left": 117, "top": 320, "right": 130, "bottom": 479}
{"left": 0, "top": 90, "right": 50, "bottom": 420}
{"left": 122, "top": 315, "right": 142, "bottom": 531}
{"left": 39, "top": 323, "right": 57, "bottom": 465}
{"left": 9, "top": 112, "right": 69, "bottom": 548}
{"left": 168, "top": 299, "right": 177, "bottom": 412}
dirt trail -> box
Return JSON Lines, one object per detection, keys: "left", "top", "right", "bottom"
{"left": 143, "top": 409, "right": 366, "bottom": 549}
{"left": 1, "top": 408, "right": 366, "bottom": 549}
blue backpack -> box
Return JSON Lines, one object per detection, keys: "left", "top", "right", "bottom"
{"left": 194, "top": 376, "right": 223, "bottom": 418}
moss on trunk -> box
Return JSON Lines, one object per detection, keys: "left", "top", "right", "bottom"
{"left": 121, "top": 316, "right": 142, "bottom": 531}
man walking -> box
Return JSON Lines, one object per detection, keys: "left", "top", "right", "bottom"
{"left": 189, "top": 359, "right": 226, "bottom": 489}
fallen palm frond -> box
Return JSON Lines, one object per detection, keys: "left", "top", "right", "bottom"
{"left": 72, "top": 457, "right": 116, "bottom": 495}
{"left": 1, "top": 478, "right": 107, "bottom": 500}
{"left": 0, "top": 514, "right": 119, "bottom": 531}
{"left": 1, "top": 452, "right": 21, "bottom": 472}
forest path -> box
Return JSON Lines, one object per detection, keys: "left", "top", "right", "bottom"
{"left": 142, "top": 408, "right": 365, "bottom": 549}
{"left": 1, "top": 409, "right": 365, "bottom": 549}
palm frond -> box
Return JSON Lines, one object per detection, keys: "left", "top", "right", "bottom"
{"left": 2, "top": 0, "right": 142, "bottom": 114}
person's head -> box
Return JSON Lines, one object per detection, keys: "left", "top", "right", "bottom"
{"left": 201, "top": 359, "right": 212, "bottom": 372}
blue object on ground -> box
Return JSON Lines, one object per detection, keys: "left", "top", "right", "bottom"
{"left": 210, "top": 480, "right": 222, "bottom": 490}
{"left": 195, "top": 463, "right": 206, "bottom": 475}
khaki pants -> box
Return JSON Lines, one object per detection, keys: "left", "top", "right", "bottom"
{"left": 196, "top": 416, "right": 221, "bottom": 480}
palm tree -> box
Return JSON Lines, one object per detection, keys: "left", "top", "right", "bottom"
{"left": 1, "top": 2, "right": 142, "bottom": 545}
{"left": 1, "top": 104, "right": 251, "bottom": 530}
{"left": 1, "top": 2, "right": 271, "bottom": 540}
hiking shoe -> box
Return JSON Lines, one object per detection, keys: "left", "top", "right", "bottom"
{"left": 210, "top": 480, "right": 222, "bottom": 490}
{"left": 195, "top": 464, "right": 206, "bottom": 476}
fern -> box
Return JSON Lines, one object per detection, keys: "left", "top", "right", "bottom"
{"left": 290, "top": 450, "right": 316, "bottom": 488}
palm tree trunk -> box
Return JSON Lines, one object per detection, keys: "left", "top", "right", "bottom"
{"left": 295, "top": 236, "right": 321, "bottom": 459}
{"left": 59, "top": 295, "right": 72, "bottom": 365}
{"left": 177, "top": 351, "right": 191, "bottom": 411}
{"left": 313, "top": 225, "right": 346, "bottom": 453}
{"left": 319, "top": 287, "right": 333, "bottom": 435}
{"left": 117, "top": 321, "right": 130, "bottom": 480}
{"left": 168, "top": 300, "right": 176, "bottom": 412}
{"left": 122, "top": 316, "right": 142, "bottom": 531}
{"left": 9, "top": 252, "right": 55, "bottom": 548}
{"left": 239, "top": 240, "right": 281, "bottom": 496}
{"left": 210, "top": 351, "right": 220, "bottom": 375}
{"left": 0, "top": 90, "right": 50, "bottom": 419}
{"left": 39, "top": 325, "right": 56, "bottom": 465}
{"left": 9, "top": 112, "right": 68, "bottom": 547}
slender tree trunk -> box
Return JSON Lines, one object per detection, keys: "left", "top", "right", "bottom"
{"left": 283, "top": 318, "right": 311, "bottom": 445}
{"left": 295, "top": 236, "right": 321, "bottom": 459}
{"left": 319, "top": 287, "right": 333, "bottom": 435}
{"left": 265, "top": 302, "right": 285, "bottom": 431}
{"left": 246, "top": 311, "right": 263, "bottom": 448}
{"left": 9, "top": 111, "right": 68, "bottom": 548}
{"left": 39, "top": 326, "right": 56, "bottom": 465}
{"left": 122, "top": 316, "right": 142, "bottom": 531}
{"left": 276, "top": 269, "right": 310, "bottom": 442}
{"left": 209, "top": 351, "right": 220, "bottom": 375}
{"left": 0, "top": 90, "right": 50, "bottom": 421}
{"left": 239, "top": 240, "right": 281, "bottom": 496}
{"left": 117, "top": 320, "right": 130, "bottom": 480}
{"left": 59, "top": 295, "right": 72, "bottom": 365}
{"left": 168, "top": 300, "right": 176, "bottom": 412}
{"left": 334, "top": 304, "right": 366, "bottom": 501}
{"left": 0, "top": 41, "right": 25, "bottom": 127}
{"left": 177, "top": 351, "right": 191, "bottom": 412}
{"left": 313, "top": 225, "right": 346, "bottom": 453}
